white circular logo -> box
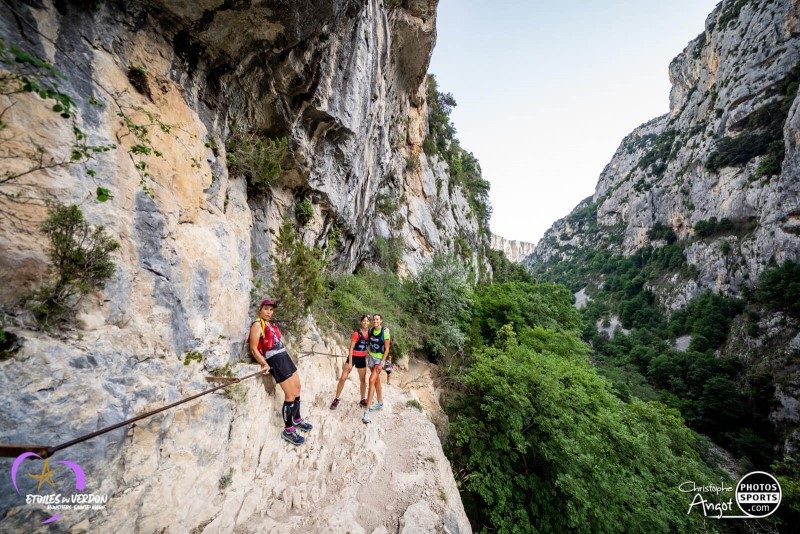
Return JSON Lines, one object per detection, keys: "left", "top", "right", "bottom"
{"left": 735, "top": 471, "right": 782, "bottom": 518}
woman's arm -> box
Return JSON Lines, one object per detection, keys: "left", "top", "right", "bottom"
{"left": 383, "top": 333, "right": 391, "bottom": 364}
{"left": 249, "top": 322, "right": 270, "bottom": 375}
{"left": 348, "top": 338, "right": 357, "bottom": 366}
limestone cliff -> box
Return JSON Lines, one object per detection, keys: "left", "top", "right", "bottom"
{"left": 529, "top": 0, "right": 800, "bottom": 301}
{"left": 0, "top": 0, "right": 477, "bottom": 531}
{"left": 490, "top": 233, "right": 535, "bottom": 263}
{"left": 526, "top": 0, "right": 800, "bottom": 456}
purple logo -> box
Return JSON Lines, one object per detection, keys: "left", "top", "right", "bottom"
{"left": 10, "top": 453, "right": 87, "bottom": 524}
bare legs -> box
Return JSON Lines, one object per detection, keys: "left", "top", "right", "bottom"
{"left": 279, "top": 373, "right": 301, "bottom": 401}
{"left": 365, "top": 365, "right": 383, "bottom": 407}
{"left": 333, "top": 364, "right": 367, "bottom": 401}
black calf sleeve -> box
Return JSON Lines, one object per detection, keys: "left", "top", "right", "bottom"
{"left": 282, "top": 401, "right": 295, "bottom": 428}
{"left": 293, "top": 396, "right": 302, "bottom": 421}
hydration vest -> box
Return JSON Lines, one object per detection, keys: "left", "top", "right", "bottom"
{"left": 368, "top": 326, "right": 386, "bottom": 355}
{"left": 256, "top": 319, "right": 285, "bottom": 358}
{"left": 353, "top": 330, "right": 369, "bottom": 355}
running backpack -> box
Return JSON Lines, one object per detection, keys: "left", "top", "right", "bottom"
{"left": 353, "top": 330, "right": 369, "bottom": 353}
{"left": 368, "top": 326, "right": 386, "bottom": 354}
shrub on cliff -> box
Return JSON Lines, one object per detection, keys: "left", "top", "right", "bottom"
{"left": 269, "top": 218, "right": 323, "bottom": 336}
{"left": 374, "top": 236, "right": 404, "bottom": 272}
{"left": 647, "top": 222, "right": 677, "bottom": 244}
{"left": 27, "top": 204, "right": 119, "bottom": 326}
{"left": 294, "top": 198, "right": 314, "bottom": 226}
{"left": 227, "top": 133, "right": 288, "bottom": 195}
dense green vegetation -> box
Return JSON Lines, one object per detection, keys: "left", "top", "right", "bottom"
{"left": 753, "top": 261, "right": 800, "bottom": 318}
{"left": 448, "top": 331, "right": 723, "bottom": 533}
{"left": 309, "top": 251, "right": 740, "bottom": 531}
{"left": 294, "top": 198, "right": 314, "bottom": 226}
{"left": 535, "top": 243, "right": 780, "bottom": 468}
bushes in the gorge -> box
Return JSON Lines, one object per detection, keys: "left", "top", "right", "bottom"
{"left": 487, "top": 249, "right": 535, "bottom": 284}
{"left": 668, "top": 291, "right": 744, "bottom": 351}
{"left": 754, "top": 261, "right": 800, "bottom": 318}
{"left": 535, "top": 242, "right": 781, "bottom": 468}
{"left": 447, "top": 318, "right": 725, "bottom": 533}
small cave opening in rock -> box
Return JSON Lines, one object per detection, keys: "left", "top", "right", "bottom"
{"left": 127, "top": 66, "right": 152, "bottom": 99}
{"left": 0, "top": 329, "right": 21, "bottom": 360}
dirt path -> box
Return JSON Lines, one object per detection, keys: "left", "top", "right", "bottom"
{"left": 227, "top": 351, "right": 471, "bottom": 533}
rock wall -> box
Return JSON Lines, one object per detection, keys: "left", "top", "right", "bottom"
{"left": 490, "top": 233, "right": 536, "bottom": 263}
{"left": 0, "top": 0, "right": 477, "bottom": 531}
{"left": 528, "top": 0, "right": 800, "bottom": 305}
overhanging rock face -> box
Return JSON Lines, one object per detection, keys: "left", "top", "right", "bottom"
{"left": 0, "top": 1, "right": 476, "bottom": 531}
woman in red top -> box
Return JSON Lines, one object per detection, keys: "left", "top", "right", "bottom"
{"left": 249, "top": 298, "right": 312, "bottom": 446}
{"left": 329, "top": 315, "right": 371, "bottom": 409}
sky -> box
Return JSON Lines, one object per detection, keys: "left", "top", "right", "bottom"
{"left": 429, "top": 0, "right": 720, "bottom": 244}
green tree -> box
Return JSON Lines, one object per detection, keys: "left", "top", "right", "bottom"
{"left": 755, "top": 261, "right": 800, "bottom": 317}
{"left": 269, "top": 218, "right": 323, "bottom": 336}
{"left": 28, "top": 204, "right": 119, "bottom": 325}
{"left": 410, "top": 255, "right": 473, "bottom": 360}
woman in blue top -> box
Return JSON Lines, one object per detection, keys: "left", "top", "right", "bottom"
{"left": 362, "top": 314, "right": 391, "bottom": 424}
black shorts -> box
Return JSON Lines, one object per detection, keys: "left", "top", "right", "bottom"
{"left": 267, "top": 351, "right": 297, "bottom": 384}
{"left": 352, "top": 355, "right": 366, "bottom": 369}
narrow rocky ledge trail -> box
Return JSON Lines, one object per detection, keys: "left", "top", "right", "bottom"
{"left": 248, "top": 358, "right": 469, "bottom": 534}
{"left": 61, "top": 329, "right": 472, "bottom": 534}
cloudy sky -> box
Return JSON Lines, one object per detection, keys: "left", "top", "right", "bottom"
{"left": 429, "top": 0, "right": 720, "bottom": 244}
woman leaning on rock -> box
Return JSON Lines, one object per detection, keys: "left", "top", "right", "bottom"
{"left": 249, "top": 298, "right": 313, "bottom": 446}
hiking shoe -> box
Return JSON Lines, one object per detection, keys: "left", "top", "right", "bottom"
{"left": 293, "top": 418, "right": 313, "bottom": 432}
{"left": 362, "top": 411, "right": 370, "bottom": 424}
{"left": 359, "top": 398, "right": 368, "bottom": 408}
{"left": 368, "top": 402, "right": 384, "bottom": 412}
{"left": 281, "top": 429, "right": 305, "bottom": 446}
{"left": 330, "top": 398, "right": 340, "bottom": 410}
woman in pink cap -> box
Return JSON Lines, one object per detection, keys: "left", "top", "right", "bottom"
{"left": 249, "top": 298, "right": 312, "bottom": 446}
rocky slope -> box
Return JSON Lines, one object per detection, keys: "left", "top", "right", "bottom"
{"left": 490, "top": 233, "right": 535, "bottom": 263}
{"left": 526, "top": 0, "right": 800, "bottom": 455}
{"left": 0, "top": 0, "right": 479, "bottom": 531}
{"left": 528, "top": 0, "right": 800, "bottom": 302}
